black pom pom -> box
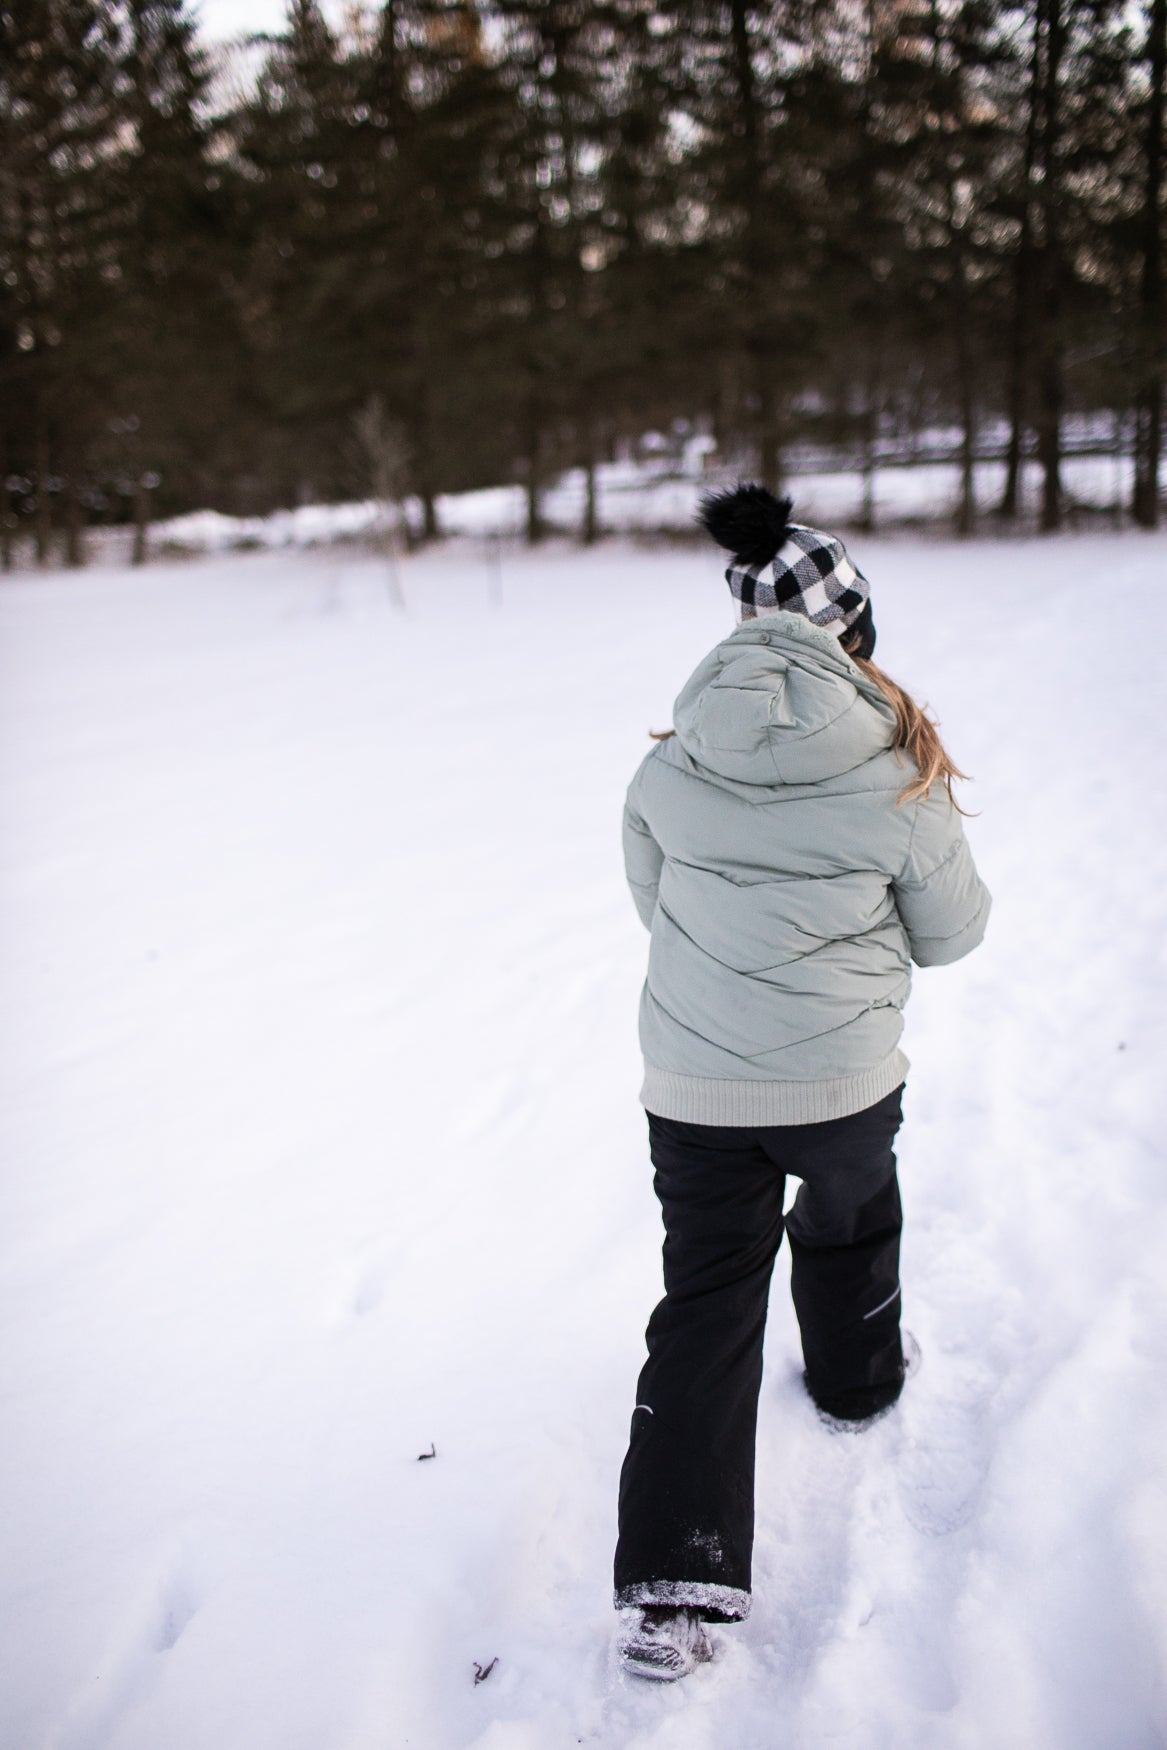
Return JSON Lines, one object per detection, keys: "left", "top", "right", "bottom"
{"left": 696, "top": 482, "right": 794, "bottom": 566}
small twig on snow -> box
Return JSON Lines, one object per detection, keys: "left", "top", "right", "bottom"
{"left": 473, "top": 1658, "right": 498, "bottom": 1685}
{"left": 418, "top": 1443, "right": 437, "bottom": 1461}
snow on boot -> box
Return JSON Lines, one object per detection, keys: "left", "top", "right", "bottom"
{"left": 618, "top": 1605, "right": 713, "bottom": 1682}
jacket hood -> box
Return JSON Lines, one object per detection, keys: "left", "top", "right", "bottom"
{"left": 672, "top": 612, "right": 897, "bottom": 787}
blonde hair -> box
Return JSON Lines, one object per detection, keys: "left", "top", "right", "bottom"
{"left": 848, "top": 649, "right": 968, "bottom": 811}
{"left": 650, "top": 637, "right": 970, "bottom": 812}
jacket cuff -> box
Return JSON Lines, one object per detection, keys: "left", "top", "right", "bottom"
{"left": 910, "top": 889, "right": 991, "bottom": 967}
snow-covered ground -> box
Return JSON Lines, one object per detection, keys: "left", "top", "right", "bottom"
{"left": 1, "top": 529, "right": 1165, "bottom": 1750}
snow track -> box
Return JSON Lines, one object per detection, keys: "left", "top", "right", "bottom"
{"left": 1, "top": 535, "right": 1165, "bottom": 1748}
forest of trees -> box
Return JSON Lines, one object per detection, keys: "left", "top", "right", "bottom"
{"left": 1, "top": 0, "right": 1165, "bottom": 562}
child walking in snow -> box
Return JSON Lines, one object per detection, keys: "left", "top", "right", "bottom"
{"left": 614, "top": 485, "right": 990, "bottom": 1681}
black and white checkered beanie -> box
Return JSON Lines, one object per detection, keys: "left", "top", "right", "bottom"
{"left": 697, "top": 483, "right": 876, "bottom": 660}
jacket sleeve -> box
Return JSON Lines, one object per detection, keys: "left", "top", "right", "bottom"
{"left": 623, "top": 769, "right": 664, "bottom": 931}
{"left": 892, "top": 785, "right": 991, "bottom": 967}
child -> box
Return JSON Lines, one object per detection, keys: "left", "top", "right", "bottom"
{"left": 615, "top": 484, "right": 990, "bottom": 1681}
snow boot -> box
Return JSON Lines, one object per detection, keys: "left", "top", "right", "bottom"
{"left": 618, "top": 1606, "right": 713, "bottom": 1682}
{"left": 806, "top": 1332, "right": 921, "bottom": 1430}
{"left": 903, "top": 1328, "right": 922, "bottom": 1378}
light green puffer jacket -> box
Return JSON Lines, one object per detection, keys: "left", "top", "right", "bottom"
{"left": 624, "top": 612, "right": 991, "bottom": 1125}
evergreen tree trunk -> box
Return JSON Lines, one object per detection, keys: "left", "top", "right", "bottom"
{"left": 1000, "top": 0, "right": 1046, "bottom": 519}
{"left": 524, "top": 473, "right": 543, "bottom": 544}
{"left": 1036, "top": 0, "right": 1066, "bottom": 533}
{"left": 859, "top": 382, "right": 877, "bottom": 533}
{"left": 924, "top": 0, "right": 979, "bottom": 537}
{"left": 730, "top": 0, "right": 780, "bottom": 491}
{"left": 756, "top": 377, "right": 781, "bottom": 497}
{"left": 956, "top": 368, "right": 977, "bottom": 537}
{"left": 1133, "top": 0, "right": 1166, "bottom": 527}
{"left": 998, "top": 266, "right": 1028, "bottom": 516}
{"left": 132, "top": 477, "right": 149, "bottom": 565}
{"left": 525, "top": 406, "right": 545, "bottom": 544}
{"left": 950, "top": 214, "right": 977, "bottom": 535}
{"left": 63, "top": 473, "right": 85, "bottom": 567}
{"left": 1, "top": 474, "right": 12, "bottom": 572}
{"left": 1037, "top": 357, "right": 1064, "bottom": 531}
{"left": 581, "top": 418, "right": 598, "bottom": 545}
{"left": 860, "top": 7, "right": 880, "bottom": 535}
{"left": 412, "top": 383, "right": 440, "bottom": 544}
{"left": 34, "top": 414, "right": 51, "bottom": 566}
{"left": 860, "top": 444, "right": 876, "bottom": 532}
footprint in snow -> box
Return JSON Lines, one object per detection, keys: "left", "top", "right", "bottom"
{"left": 154, "top": 1573, "right": 200, "bottom": 1653}
{"left": 351, "top": 1264, "right": 387, "bottom": 1318}
{"left": 895, "top": 1393, "right": 992, "bottom": 1536}
{"left": 53, "top": 1565, "right": 202, "bottom": 1749}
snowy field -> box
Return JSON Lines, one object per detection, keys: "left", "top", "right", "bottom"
{"left": 2, "top": 529, "right": 1166, "bottom": 1749}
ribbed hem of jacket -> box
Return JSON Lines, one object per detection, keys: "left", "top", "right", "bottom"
{"left": 640, "top": 1050, "right": 910, "bottom": 1127}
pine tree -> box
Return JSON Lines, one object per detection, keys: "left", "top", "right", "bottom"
{"left": 671, "top": 0, "right": 807, "bottom": 490}
{"left": 1132, "top": 0, "right": 1165, "bottom": 525}
{"left": 101, "top": 0, "right": 227, "bottom": 555}
{"left": 0, "top": 0, "right": 121, "bottom": 564}
{"left": 993, "top": 0, "right": 1131, "bottom": 529}
{"left": 874, "top": 0, "right": 1014, "bottom": 534}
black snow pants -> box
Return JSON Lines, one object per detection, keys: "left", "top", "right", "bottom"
{"left": 614, "top": 1085, "right": 906, "bottom": 1623}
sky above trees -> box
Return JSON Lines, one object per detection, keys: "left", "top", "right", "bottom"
{"left": 195, "top": 0, "right": 308, "bottom": 41}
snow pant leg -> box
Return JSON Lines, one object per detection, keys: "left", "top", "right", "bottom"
{"left": 779, "top": 1086, "right": 906, "bottom": 1421}
{"left": 613, "top": 1115, "right": 785, "bottom": 1622}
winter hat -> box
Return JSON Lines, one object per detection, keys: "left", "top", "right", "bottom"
{"left": 697, "top": 483, "right": 877, "bottom": 660}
